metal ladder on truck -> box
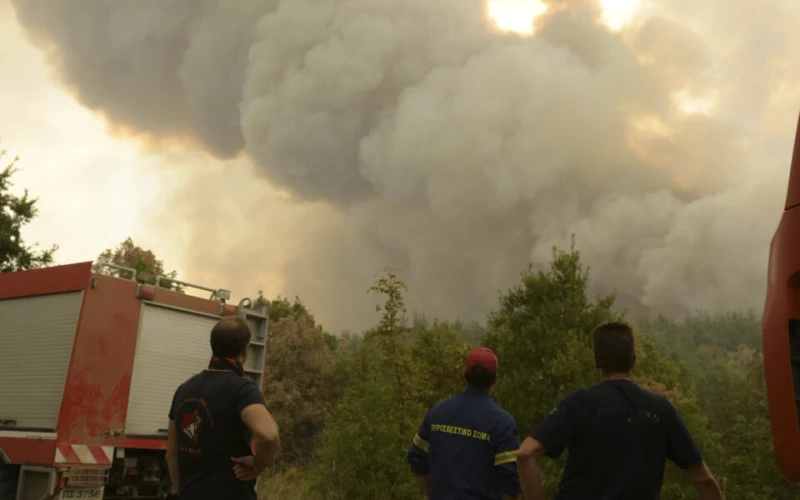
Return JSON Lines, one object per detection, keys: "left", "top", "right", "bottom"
{"left": 236, "top": 298, "right": 269, "bottom": 392}
{"left": 235, "top": 299, "right": 270, "bottom": 494}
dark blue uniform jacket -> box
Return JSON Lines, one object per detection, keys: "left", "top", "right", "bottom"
{"left": 407, "top": 387, "right": 521, "bottom": 500}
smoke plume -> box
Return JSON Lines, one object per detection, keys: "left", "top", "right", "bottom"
{"left": 11, "top": 0, "right": 798, "bottom": 331}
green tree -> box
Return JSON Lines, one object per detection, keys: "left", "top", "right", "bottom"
{"left": 691, "top": 349, "right": 799, "bottom": 499}
{"left": 262, "top": 314, "right": 338, "bottom": 465}
{"left": 635, "top": 311, "right": 762, "bottom": 372}
{"left": 365, "top": 268, "right": 416, "bottom": 422}
{"left": 309, "top": 269, "right": 425, "bottom": 499}
{"left": 256, "top": 293, "right": 316, "bottom": 327}
{"left": 479, "top": 240, "right": 621, "bottom": 494}
{"left": 411, "top": 320, "right": 471, "bottom": 410}
{"left": 0, "top": 150, "right": 57, "bottom": 271}
{"left": 482, "top": 239, "right": 621, "bottom": 434}
{"left": 94, "top": 237, "right": 181, "bottom": 290}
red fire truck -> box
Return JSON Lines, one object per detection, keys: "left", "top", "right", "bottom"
{"left": 763, "top": 111, "right": 800, "bottom": 486}
{"left": 0, "top": 262, "right": 268, "bottom": 499}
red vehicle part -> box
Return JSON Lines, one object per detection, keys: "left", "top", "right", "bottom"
{"left": 0, "top": 262, "right": 268, "bottom": 499}
{"left": 763, "top": 111, "right": 800, "bottom": 485}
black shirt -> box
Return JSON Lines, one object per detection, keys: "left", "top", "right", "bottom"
{"left": 530, "top": 379, "right": 703, "bottom": 500}
{"left": 168, "top": 370, "right": 266, "bottom": 500}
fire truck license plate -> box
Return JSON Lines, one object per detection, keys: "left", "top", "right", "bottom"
{"left": 59, "top": 487, "right": 104, "bottom": 499}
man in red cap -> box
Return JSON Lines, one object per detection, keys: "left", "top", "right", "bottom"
{"left": 407, "top": 347, "right": 521, "bottom": 500}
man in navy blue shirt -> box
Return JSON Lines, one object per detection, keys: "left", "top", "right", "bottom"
{"left": 407, "top": 347, "right": 521, "bottom": 500}
{"left": 166, "top": 316, "right": 280, "bottom": 499}
{"left": 517, "top": 321, "right": 723, "bottom": 500}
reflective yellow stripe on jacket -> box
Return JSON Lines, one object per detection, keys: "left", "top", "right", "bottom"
{"left": 494, "top": 449, "right": 518, "bottom": 466}
{"left": 413, "top": 433, "right": 430, "bottom": 453}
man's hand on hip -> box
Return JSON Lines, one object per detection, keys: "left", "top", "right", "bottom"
{"left": 231, "top": 455, "right": 261, "bottom": 481}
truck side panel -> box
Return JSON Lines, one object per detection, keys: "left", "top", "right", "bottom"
{"left": 56, "top": 274, "right": 142, "bottom": 450}
{"left": 0, "top": 292, "right": 83, "bottom": 430}
{"left": 0, "top": 262, "right": 91, "bottom": 301}
{"left": 125, "top": 303, "right": 220, "bottom": 436}
{"left": 0, "top": 431, "right": 57, "bottom": 465}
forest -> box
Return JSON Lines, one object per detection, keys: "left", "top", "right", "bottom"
{"left": 1, "top": 159, "right": 795, "bottom": 499}
{"left": 252, "top": 243, "right": 795, "bottom": 500}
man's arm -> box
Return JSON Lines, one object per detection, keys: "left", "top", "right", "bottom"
{"left": 166, "top": 419, "right": 179, "bottom": 494}
{"left": 685, "top": 462, "right": 724, "bottom": 500}
{"left": 492, "top": 416, "right": 522, "bottom": 500}
{"left": 240, "top": 403, "right": 280, "bottom": 469}
{"left": 230, "top": 381, "right": 279, "bottom": 480}
{"left": 414, "top": 474, "right": 431, "bottom": 497}
{"left": 516, "top": 437, "right": 546, "bottom": 500}
{"left": 407, "top": 413, "right": 432, "bottom": 496}
{"left": 519, "top": 395, "right": 579, "bottom": 500}
{"left": 663, "top": 398, "right": 723, "bottom": 499}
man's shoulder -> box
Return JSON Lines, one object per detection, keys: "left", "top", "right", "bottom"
{"left": 211, "top": 373, "right": 261, "bottom": 399}
{"left": 427, "top": 392, "right": 475, "bottom": 417}
{"left": 585, "top": 380, "right": 672, "bottom": 409}
{"left": 176, "top": 371, "right": 256, "bottom": 395}
{"left": 428, "top": 394, "right": 459, "bottom": 414}
{"left": 555, "top": 385, "right": 590, "bottom": 406}
{"left": 174, "top": 372, "right": 204, "bottom": 393}
{"left": 490, "top": 405, "right": 518, "bottom": 431}
{"left": 482, "top": 397, "right": 515, "bottom": 422}
{"left": 612, "top": 380, "right": 671, "bottom": 404}
{"left": 532, "top": 387, "right": 586, "bottom": 419}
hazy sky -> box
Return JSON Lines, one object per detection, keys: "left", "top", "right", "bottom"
{"left": 2, "top": 0, "right": 798, "bottom": 332}
{"left": 0, "top": 1, "right": 173, "bottom": 263}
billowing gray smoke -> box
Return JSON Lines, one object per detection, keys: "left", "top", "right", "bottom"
{"left": 11, "top": 0, "right": 797, "bottom": 331}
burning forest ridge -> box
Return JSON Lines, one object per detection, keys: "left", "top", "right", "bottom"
{"left": 9, "top": 0, "right": 798, "bottom": 331}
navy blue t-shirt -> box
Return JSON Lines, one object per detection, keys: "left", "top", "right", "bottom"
{"left": 530, "top": 379, "right": 703, "bottom": 500}
{"left": 168, "top": 370, "right": 266, "bottom": 500}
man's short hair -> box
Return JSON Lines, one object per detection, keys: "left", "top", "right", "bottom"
{"left": 464, "top": 365, "right": 497, "bottom": 390}
{"left": 592, "top": 321, "right": 636, "bottom": 374}
{"left": 210, "top": 316, "right": 251, "bottom": 358}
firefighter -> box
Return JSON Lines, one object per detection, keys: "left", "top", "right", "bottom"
{"left": 407, "top": 347, "right": 522, "bottom": 500}
{"left": 166, "top": 316, "right": 280, "bottom": 499}
{"left": 516, "top": 321, "right": 724, "bottom": 500}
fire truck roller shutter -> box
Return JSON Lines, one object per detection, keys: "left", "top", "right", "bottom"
{"left": 124, "top": 303, "right": 219, "bottom": 436}
{"left": 0, "top": 292, "right": 83, "bottom": 430}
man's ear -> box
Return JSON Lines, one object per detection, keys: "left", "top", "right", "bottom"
{"left": 594, "top": 354, "right": 600, "bottom": 370}
{"left": 631, "top": 352, "right": 637, "bottom": 365}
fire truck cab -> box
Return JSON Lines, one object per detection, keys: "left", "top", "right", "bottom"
{"left": 763, "top": 111, "right": 800, "bottom": 485}
{"left": 0, "top": 261, "right": 268, "bottom": 499}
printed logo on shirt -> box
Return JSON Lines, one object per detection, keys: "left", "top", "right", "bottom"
{"left": 175, "top": 397, "right": 215, "bottom": 454}
{"left": 181, "top": 409, "right": 203, "bottom": 442}
{"left": 596, "top": 407, "right": 660, "bottom": 423}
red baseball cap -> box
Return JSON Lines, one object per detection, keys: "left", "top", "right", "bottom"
{"left": 465, "top": 347, "right": 498, "bottom": 374}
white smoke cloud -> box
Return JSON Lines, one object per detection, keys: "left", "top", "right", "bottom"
{"left": 9, "top": 0, "right": 797, "bottom": 331}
